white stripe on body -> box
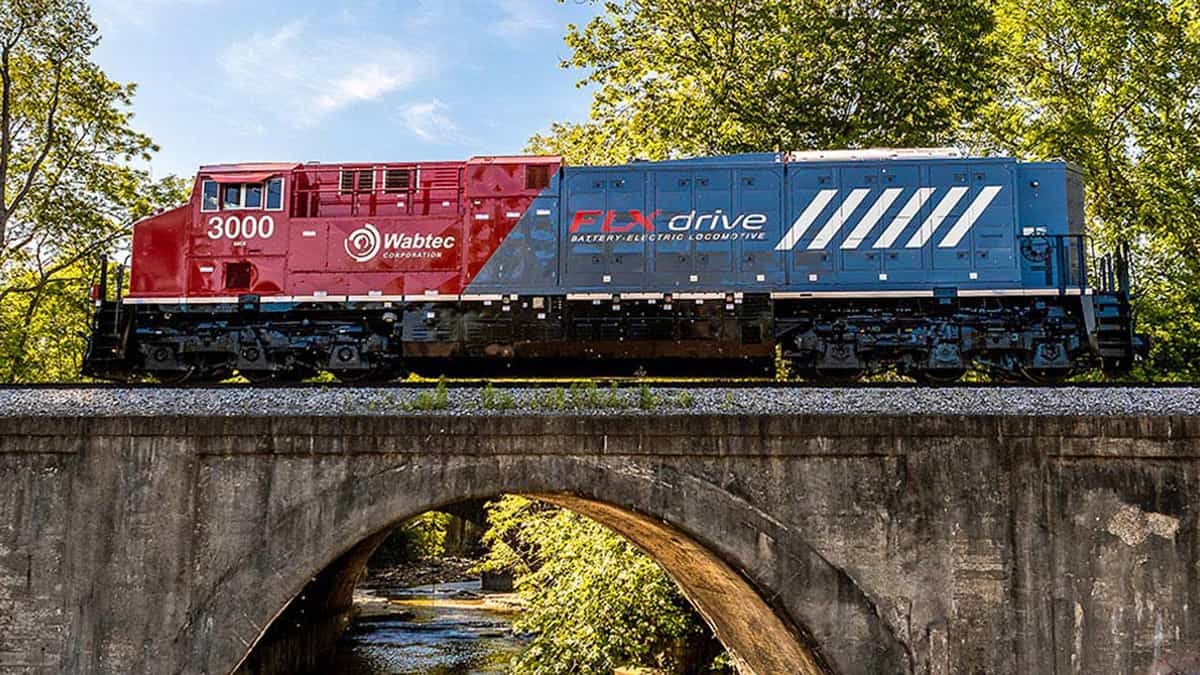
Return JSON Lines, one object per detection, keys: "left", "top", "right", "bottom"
{"left": 774, "top": 189, "right": 837, "bottom": 251}
{"left": 807, "top": 188, "right": 871, "bottom": 250}
{"left": 842, "top": 188, "right": 903, "bottom": 249}
{"left": 871, "top": 188, "right": 934, "bottom": 249}
{"left": 938, "top": 185, "right": 1002, "bottom": 248}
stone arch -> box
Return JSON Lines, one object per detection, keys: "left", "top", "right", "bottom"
{"left": 185, "top": 455, "right": 910, "bottom": 675}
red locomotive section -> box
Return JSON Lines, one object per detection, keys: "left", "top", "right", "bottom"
{"left": 129, "top": 156, "right": 560, "bottom": 301}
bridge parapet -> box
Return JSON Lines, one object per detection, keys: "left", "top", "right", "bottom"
{"left": 0, "top": 392, "right": 1197, "bottom": 674}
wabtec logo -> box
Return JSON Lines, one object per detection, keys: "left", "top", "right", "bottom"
{"left": 344, "top": 223, "right": 456, "bottom": 263}
{"left": 570, "top": 209, "right": 767, "bottom": 233}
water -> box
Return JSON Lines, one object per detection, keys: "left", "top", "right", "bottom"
{"left": 327, "top": 580, "right": 525, "bottom": 674}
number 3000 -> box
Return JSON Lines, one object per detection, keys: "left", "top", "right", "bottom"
{"left": 206, "top": 215, "right": 275, "bottom": 240}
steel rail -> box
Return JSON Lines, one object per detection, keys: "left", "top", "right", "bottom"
{"left": 1, "top": 380, "right": 1193, "bottom": 391}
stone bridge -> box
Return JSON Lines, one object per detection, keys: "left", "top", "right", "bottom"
{"left": 1, "top": 402, "right": 1198, "bottom": 674}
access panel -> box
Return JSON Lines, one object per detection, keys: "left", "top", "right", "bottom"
{"left": 733, "top": 167, "right": 784, "bottom": 287}
{"left": 561, "top": 170, "right": 648, "bottom": 290}
{"left": 784, "top": 167, "right": 839, "bottom": 287}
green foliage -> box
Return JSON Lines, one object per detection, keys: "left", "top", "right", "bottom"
{"left": 404, "top": 376, "right": 451, "bottom": 411}
{"left": 967, "top": 0, "right": 1200, "bottom": 378}
{"left": 370, "top": 512, "right": 453, "bottom": 568}
{"left": 479, "top": 496, "right": 713, "bottom": 673}
{"left": 637, "top": 382, "right": 658, "bottom": 409}
{"left": 773, "top": 344, "right": 792, "bottom": 382}
{"left": 532, "top": 0, "right": 998, "bottom": 163}
{"left": 721, "top": 391, "right": 736, "bottom": 410}
{"left": 482, "top": 381, "right": 519, "bottom": 410}
{"left": 531, "top": 386, "right": 567, "bottom": 410}
{"left": 0, "top": 0, "right": 183, "bottom": 382}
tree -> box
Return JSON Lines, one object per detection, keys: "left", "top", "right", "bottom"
{"left": 478, "top": 496, "right": 726, "bottom": 674}
{"left": 0, "top": 0, "right": 180, "bottom": 382}
{"left": 531, "top": 0, "right": 998, "bottom": 162}
{"left": 971, "top": 0, "right": 1200, "bottom": 378}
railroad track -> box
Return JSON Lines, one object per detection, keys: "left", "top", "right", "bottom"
{"left": 2, "top": 379, "right": 1193, "bottom": 390}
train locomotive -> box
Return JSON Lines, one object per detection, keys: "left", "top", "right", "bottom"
{"left": 83, "top": 148, "right": 1144, "bottom": 383}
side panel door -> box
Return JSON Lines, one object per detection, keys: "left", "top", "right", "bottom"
{"left": 968, "top": 163, "right": 1018, "bottom": 284}
{"left": 562, "top": 171, "right": 608, "bottom": 289}
{"left": 692, "top": 169, "right": 734, "bottom": 286}
{"left": 650, "top": 171, "right": 693, "bottom": 286}
{"left": 603, "top": 171, "right": 647, "bottom": 287}
{"left": 838, "top": 166, "right": 883, "bottom": 284}
{"left": 879, "top": 164, "right": 927, "bottom": 281}
{"left": 288, "top": 222, "right": 327, "bottom": 272}
{"left": 785, "top": 166, "right": 838, "bottom": 287}
{"left": 734, "top": 167, "right": 784, "bottom": 286}
{"left": 928, "top": 165, "right": 972, "bottom": 273}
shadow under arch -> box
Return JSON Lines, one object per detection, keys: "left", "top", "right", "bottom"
{"left": 201, "top": 455, "right": 909, "bottom": 675}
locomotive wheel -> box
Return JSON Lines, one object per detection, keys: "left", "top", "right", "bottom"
{"left": 911, "top": 368, "right": 967, "bottom": 385}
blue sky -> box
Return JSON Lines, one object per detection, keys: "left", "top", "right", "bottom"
{"left": 88, "top": 0, "right": 602, "bottom": 179}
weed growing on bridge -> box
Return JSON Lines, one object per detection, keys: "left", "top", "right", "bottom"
{"left": 471, "top": 381, "right": 703, "bottom": 412}
{"left": 481, "top": 382, "right": 518, "bottom": 410}
{"left": 533, "top": 387, "right": 567, "bottom": 410}
{"left": 604, "top": 381, "right": 623, "bottom": 408}
{"left": 406, "top": 378, "right": 450, "bottom": 411}
{"left": 720, "top": 391, "right": 736, "bottom": 410}
{"left": 638, "top": 383, "right": 658, "bottom": 410}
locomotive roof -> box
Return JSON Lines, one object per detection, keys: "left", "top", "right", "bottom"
{"left": 197, "top": 162, "right": 301, "bottom": 174}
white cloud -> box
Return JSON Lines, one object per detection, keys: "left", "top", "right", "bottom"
{"left": 490, "top": 0, "right": 556, "bottom": 40}
{"left": 218, "top": 20, "right": 430, "bottom": 128}
{"left": 397, "top": 99, "right": 460, "bottom": 142}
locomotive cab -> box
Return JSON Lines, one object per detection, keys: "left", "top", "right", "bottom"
{"left": 181, "top": 164, "right": 296, "bottom": 300}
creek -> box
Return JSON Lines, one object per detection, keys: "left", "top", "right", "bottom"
{"left": 326, "top": 580, "right": 525, "bottom": 674}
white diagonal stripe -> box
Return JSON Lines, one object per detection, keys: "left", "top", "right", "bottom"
{"left": 937, "top": 185, "right": 1003, "bottom": 248}
{"left": 775, "top": 189, "right": 837, "bottom": 251}
{"left": 905, "top": 186, "right": 969, "bottom": 248}
{"left": 842, "top": 188, "right": 903, "bottom": 250}
{"left": 808, "top": 188, "right": 870, "bottom": 250}
{"left": 872, "top": 187, "right": 934, "bottom": 249}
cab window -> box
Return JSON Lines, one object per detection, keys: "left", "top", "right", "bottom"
{"left": 244, "top": 183, "right": 263, "bottom": 209}
{"left": 201, "top": 181, "right": 219, "bottom": 212}
{"left": 266, "top": 178, "right": 284, "bottom": 211}
{"left": 203, "top": 179, "right": 279, "bottom": 210}
{"left": 222, "top": 184, "right": 243, "bottom": 209}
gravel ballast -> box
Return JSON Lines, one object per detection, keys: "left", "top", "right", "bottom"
{"left": 1, "top": 385, "right": 1198, "bottom": 417}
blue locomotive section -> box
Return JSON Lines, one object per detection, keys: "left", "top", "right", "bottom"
{"left": 467, "top": 154, "right": 1086, "bottom": 297}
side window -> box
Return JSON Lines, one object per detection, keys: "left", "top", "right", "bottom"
{"left": 201, "top": 181, "right": 219, "bottom": 212}
{"left": 222, "top": 184, "right": 243, "bottom": 209}
{"left": 244, "top": 183, "right": 263, "bottom": 209}
{"left": 266, "top": 178, "right": 284, "bottom": 211}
